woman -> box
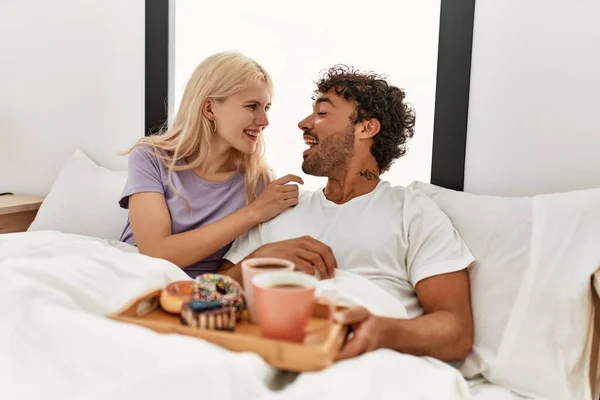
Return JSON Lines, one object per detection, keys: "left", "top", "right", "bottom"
{"left": 119, "top": 51, "right": 302, "bottom": 277}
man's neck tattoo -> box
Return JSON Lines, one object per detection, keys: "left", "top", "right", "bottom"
{"left": 358, "top": 169, "right": 379, "bottom": 181}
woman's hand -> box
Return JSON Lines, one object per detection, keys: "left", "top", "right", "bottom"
{"left": 248, "top": 174, "right": 304, "bottom": 224}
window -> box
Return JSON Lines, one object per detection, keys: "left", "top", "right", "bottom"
{"left": 145, "top": 0, "right": 475, "bottom": 191}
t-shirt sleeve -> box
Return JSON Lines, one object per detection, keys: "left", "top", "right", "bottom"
{"left": 404, "top": 191, "right": 475, "bottom": 286}
{"left": 118, "top": 146, "right": 165, "bottom": 209}
{"left": 223, "top": 226, "right": 265, "bottom": 265}
{"left": 269, "top": 168, "right": 278, "bottom": 180}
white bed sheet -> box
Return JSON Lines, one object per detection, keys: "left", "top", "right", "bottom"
{"left": 0, "top": 231, "right": 517, "bottom": 400}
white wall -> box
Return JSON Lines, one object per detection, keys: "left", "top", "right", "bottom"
{"left": 172, "top": 0, "right": 440, "bottom": 191}
{"left": 464, "top": 0, "right": 600, "bottom": 196}
{"left": 0, "top": 0, "right": 145, "bottom": 196}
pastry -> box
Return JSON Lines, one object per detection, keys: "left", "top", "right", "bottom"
{"left": 180, "top": 300, "right": 236, "bottom": 331}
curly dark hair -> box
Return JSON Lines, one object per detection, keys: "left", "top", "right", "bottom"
{"left": 313, "top": 65, "right": 416, "bottom": 173}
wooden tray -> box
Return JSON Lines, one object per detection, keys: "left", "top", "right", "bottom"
{"left": 108, "top": 288, "right": 349, "bottom": 372}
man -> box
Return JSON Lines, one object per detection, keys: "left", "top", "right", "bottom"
{"left": 219, "top": 65, "right": 474, "bottom": 362}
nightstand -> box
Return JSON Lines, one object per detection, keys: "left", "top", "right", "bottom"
{"left": 0, "top": 195, "right": 44, "bottom": 234}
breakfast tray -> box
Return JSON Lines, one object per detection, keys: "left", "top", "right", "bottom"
{"left": 108, "top": 287, "right": 349, "bottom": 372}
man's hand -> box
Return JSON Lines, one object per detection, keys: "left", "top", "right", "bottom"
{"left": 332, "top": 270, "right": 474, "bottom": 362}
{"left": 334, "top": 306, "right": 387, "bottom": 360}
{"left": 250, "top": 236, "right": 337, "bottom": 279}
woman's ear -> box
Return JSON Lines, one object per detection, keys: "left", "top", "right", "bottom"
{"left": 357, "top": 118, "right": 381, "bottom": 139}
{"left": 201, "top": 98, "right": 214, "bottom": 121}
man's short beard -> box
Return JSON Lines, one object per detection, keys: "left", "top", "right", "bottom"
{"left": 301, "top": 126, "right": 354, "bottom": 176}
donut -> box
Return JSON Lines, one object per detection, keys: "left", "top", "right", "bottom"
{"left": 180, "top": 300, "right": 236, "bottom": 331}
{"left": 192, "top": 273, "right": 245, "bottom": 318}
{"left": 159, "top": 280, "right": 194, "bottom": 314}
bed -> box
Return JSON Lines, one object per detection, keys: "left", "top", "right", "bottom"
{"left": 1, "top": 149, "right": 599, "bottom": 400}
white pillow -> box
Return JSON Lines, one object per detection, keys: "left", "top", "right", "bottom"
{"left": 408, "top": 181, "right": 600, "bottom": 400}
{"left": 28, "top": 149, "right": 128, "bottom": 241}
{"left": 407, "top": 182, "right": 532, "bottom": 377}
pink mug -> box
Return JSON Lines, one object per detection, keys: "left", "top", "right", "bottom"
{"left": 241, "top": 257, "right": 295, "bottom": 324}
{"left": 252, "top": 271, "right": 334, "bottom": 343}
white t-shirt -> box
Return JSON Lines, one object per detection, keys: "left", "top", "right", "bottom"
{"left": 224, "top": 180, "right": 474, "bottom": 318}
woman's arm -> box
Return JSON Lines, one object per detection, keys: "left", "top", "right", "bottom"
{"left": 128, "top": 192, "right": 259, "bottom": 268}
{"left": 128, "top": 174, "right": 302, "bottom": 269}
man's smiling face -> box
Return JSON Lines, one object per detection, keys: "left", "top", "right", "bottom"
{"left": 297, "top": 90, "right": 357, "bottom": 177}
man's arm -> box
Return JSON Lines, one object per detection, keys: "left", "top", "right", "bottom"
{"left": 335, "top": 268, "right": 473, "bottom": 362}
{"left": 219, "top": 236, "right": 338, "bottom": 286}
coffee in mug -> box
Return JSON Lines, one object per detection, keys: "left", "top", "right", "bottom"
{"left": 270, "top": 284, "right": 306, "bottom": 289}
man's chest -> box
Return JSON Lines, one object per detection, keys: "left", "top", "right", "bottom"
{"left": 259, "top": 204, "right": 406, "bottom": 271}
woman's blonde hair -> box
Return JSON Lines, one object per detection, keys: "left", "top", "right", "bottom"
{"left": 124, "top": 51, "right": 273, "bottom": 206}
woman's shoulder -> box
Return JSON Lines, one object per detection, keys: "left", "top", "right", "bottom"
{"left": 129, "top": 144, "right": 160, "bottom": 160}
{"left": 128, "top": 144, "right": 169, "bottom": 170}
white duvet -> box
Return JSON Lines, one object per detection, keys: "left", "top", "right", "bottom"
{"left": 0, "top": 231, "right": 514, "bottom": 400}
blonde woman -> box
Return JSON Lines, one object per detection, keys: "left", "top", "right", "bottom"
{"left": 119, "top": 51, "right": 302, "bottom": 277}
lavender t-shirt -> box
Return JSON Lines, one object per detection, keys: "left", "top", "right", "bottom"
{"left": 119, "top": 146, "right": 248, "bottom": 277}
